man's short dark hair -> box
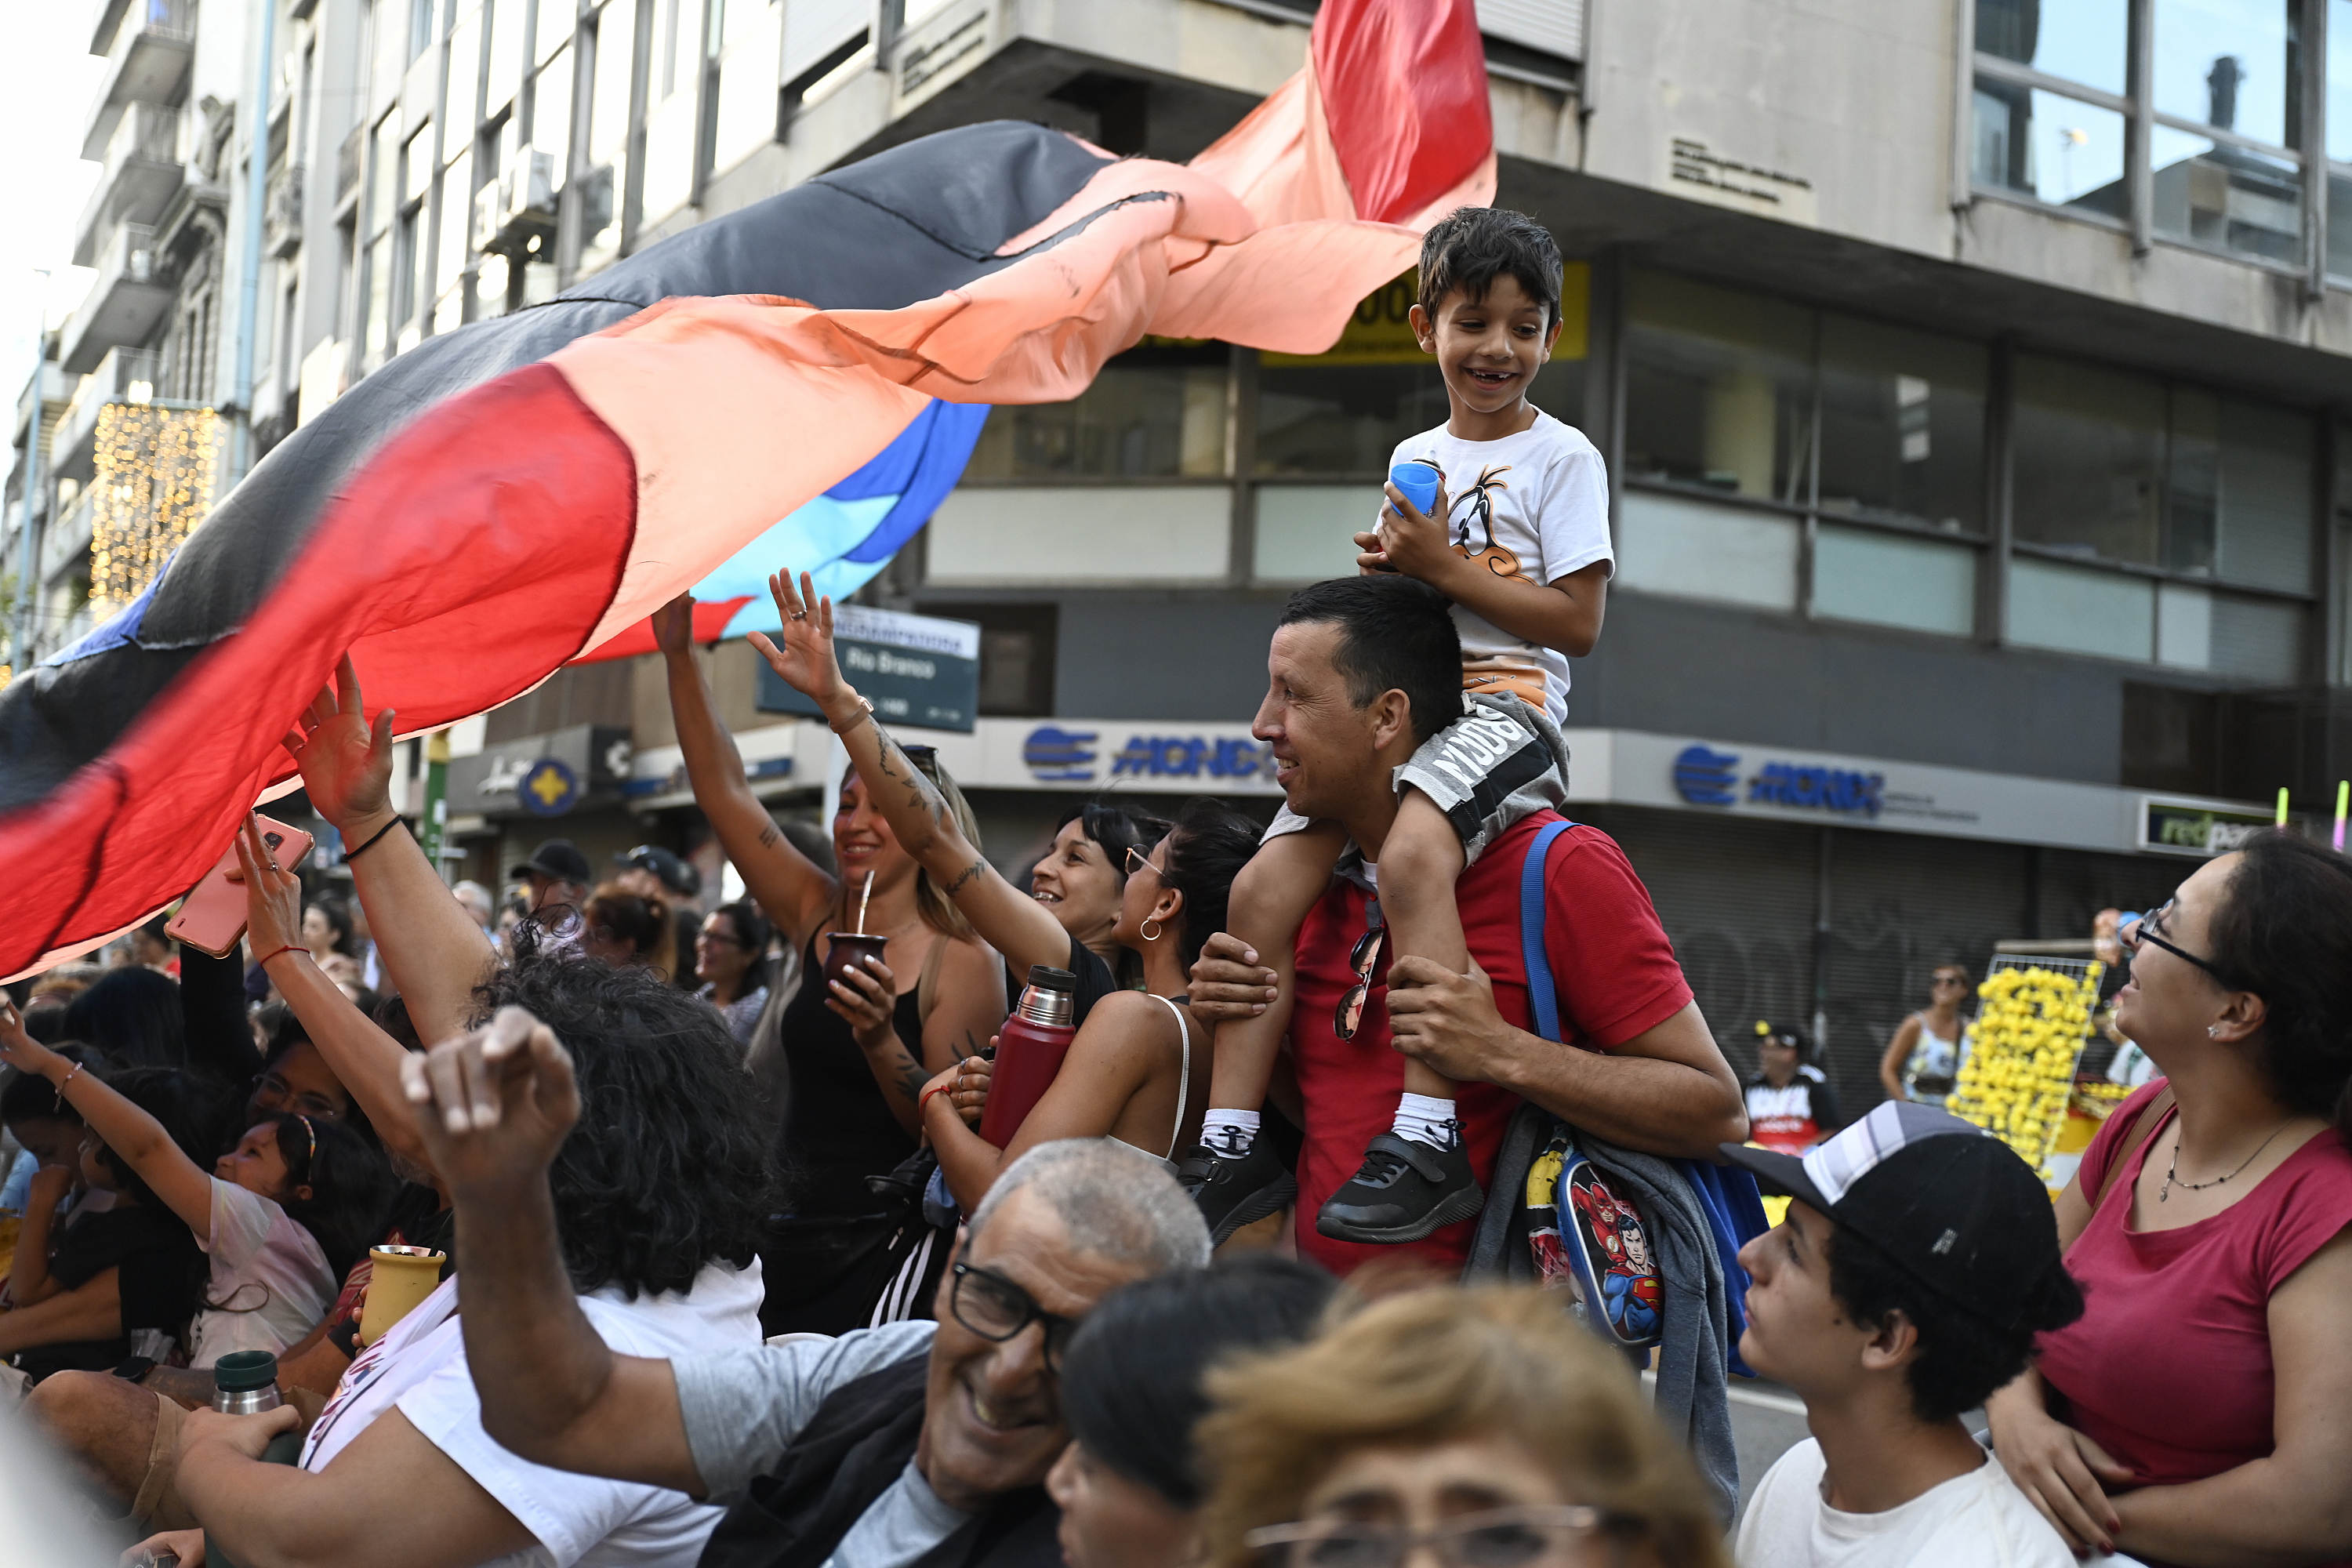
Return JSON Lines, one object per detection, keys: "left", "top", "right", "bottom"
{"left": 470, "top": 958, "right": 779, "bottom": 1299}
{"left": 1277, "top": 577, "right": 1461, "bottom": 746}
{"left": 1417, "top": 208, "right": 1564, "bottom": 331}
{"left": 1825, "top": 1223, "right": 2083, "bottom": 1423}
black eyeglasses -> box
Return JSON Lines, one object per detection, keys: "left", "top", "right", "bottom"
{"left": 1245, "top": 1506, "right": 1615, "bottom": 1568}
{"left": 2122, "top": 901, "right": 2227, "bottom": 983}
{"left": 948, "top": 1262, "right": 1080, "bottom": 1370}
{"left": 1334, "top": 913, "right": 1386, "bottom": 1041}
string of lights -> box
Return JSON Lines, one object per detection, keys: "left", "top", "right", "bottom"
{"left": 89, "top": 402, "right": 217, "bottom": 614}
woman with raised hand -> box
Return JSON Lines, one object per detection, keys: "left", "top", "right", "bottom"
{"left": 1986, "top": 831, "right": 2352, "bottom": 1566}
{"left": 740, "top": 571, "right": 1166, "bottom": 1026}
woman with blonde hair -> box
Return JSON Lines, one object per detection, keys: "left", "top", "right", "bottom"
{"left": 1196, "top": 1287, "right": 1728, "bottom": 1568}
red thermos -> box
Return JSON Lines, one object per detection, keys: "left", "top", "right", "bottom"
{"left": 979, "top": 965, "right": 1078, "bottom": 1146}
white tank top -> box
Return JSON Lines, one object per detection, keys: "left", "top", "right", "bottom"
{"left": 1106, "top": 993, "right": 1193, "bottom": 1172}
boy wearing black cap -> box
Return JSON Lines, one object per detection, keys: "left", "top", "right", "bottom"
{"left": 1723, "top": 1102, "right": 2085, "bottom": 1567}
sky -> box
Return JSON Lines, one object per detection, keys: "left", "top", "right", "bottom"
{"left": 0, "top": 2, "right": 107, "bottom": 491}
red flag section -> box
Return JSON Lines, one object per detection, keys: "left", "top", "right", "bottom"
{"left": 1313, "top": 0, "right": 1494, "bottom": 224}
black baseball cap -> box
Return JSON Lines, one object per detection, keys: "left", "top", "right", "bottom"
{"left": 510, "top": 839, "right": 593, "bottom": 885}
{"left": 618, "top": 844, "right": 701, "bottom": 898}
{"left": 1719, "top": 1102, "right": 2064, "bottom": 1329}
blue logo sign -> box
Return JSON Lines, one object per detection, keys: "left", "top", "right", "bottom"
{"left": 1671, "top": 746, "right": 1884, "bottom": 818}
{"left": 1672, "top": 745, "right": 1740, "bottom": 805}
{"left": 1023, "top": 727, "right": 1098, "bottom": 782}
{"left": 520, "top": 757, "right": 580, "bottom": 818}
{"left": 1110, "top": 735, "right": 1275, "bottom": 781}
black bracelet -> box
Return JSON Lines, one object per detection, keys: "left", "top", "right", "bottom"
{"left": 341, "top": 816, "right": 407, "bottom": 862}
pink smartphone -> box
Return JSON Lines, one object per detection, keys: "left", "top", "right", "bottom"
{"left": 164, "top": 815, "right": 316, "bottom": 960}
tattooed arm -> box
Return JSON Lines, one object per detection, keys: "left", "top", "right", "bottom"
{"left": 750, "top": 572, "right": 1078, "bottom": 980}
{"left": 657, "top": 595, "right": 840, "bottom": 949}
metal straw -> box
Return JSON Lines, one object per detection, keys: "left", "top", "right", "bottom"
{"left": 855, "top": 869, "right": 874, "bottom": 935}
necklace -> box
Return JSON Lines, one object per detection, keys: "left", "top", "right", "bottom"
{"left": 2159, "top": 1119, "right": 2296, "bottom": 1203}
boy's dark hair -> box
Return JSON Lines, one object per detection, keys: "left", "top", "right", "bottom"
{"left": 1158, "top": 800, "right": 1269, "bottom": 973}
{"left": 469, "top": 957, "right": 779, "bottom": 1298}
{"left": 1278, "top": 577, "right": 1462, "bottom": 746}
{"left": 2, "top": 1044, "right": 95, "bottom": 1128}
{"left": 1062, "top": 1255, "right": 1337, "bottom": 1508}
{"left": 2204, "top": 830, "right": 2352, "bottom": 1142}
{"left": 1824, "top": 1223, "right": 2083, "bottom": 1423}
{"left": 1417, "top": 208, "right": 1565, "bottom": 331}
{"left": 263, "top": 1112, "right": 399, "bottom": 1283}
{"left": 93, "top": 1068, "right": 233, "bottom": 1211}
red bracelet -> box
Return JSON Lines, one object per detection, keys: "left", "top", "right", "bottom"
{"left": 255, "top": 943, "right": 311, "bottom": 967}
{"left": 920, "top": 1082, "right": 956, "bottom": 1116}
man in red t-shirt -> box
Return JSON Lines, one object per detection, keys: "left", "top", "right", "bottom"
{"left": 1190, "top": 579, "right": 1748, "bottom": 1276}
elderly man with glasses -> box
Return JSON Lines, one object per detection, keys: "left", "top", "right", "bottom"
{"left": 385, "top": 1011, "right": 1212, "bottom": 1568}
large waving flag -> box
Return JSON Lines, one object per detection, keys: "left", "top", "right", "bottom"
{"left": 0, "top": 0, "right": 1494, "bottom": 977}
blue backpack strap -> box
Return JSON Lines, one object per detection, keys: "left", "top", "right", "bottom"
{"left": 1519, "top": 819, "right": 1575, "bottom": 1044}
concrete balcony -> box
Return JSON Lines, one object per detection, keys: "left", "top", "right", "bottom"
{"left": 72, "top": 102, "right": 183, "bottom": 266}
{"left": 82, "top": 0, "right": 194, "bottom": 162}
{"left": 13, "top": 363, "right": 67, "bottom": 452}
{"left": 41, "top": 487, "right": 97, "bottom": 586}
{"left": 51, "top": 346, "right": 165, "bottom": 478}
{"left": 59, "top": 225, "right": 169, "bottom": 376}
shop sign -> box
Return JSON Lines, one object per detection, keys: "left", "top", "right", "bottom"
{"left": 1671, "top": 745, "right": 1883, "bottom": 818}
{"left": 519, "top": 757, "right": 580, "bottom": 818}
{"left": 2139, "top": 797, "right": 2278, "bottom": 858}
{"left": 756, "top": 606, "right": 982, "bottom": 733}
{"left": 1016, "top": 724, "right": 1279, "bottom": 792}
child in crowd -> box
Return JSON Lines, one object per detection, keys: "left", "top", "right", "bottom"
{"left": 1, "top": 1004, "right": 394, "bottom": 1367}
{"left": 1185, "top": 206, "right": 1612, "bottom": 1245}
{"left": 1720, "top": 1103, "right": 2084, "bottom": 1568}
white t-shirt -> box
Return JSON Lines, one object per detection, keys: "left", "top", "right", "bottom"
{"left": 1385, "top": 408, "right": 1612, "bottom": 727}
{"left": 190, "top": 1178, "right": 336, "bottom": 1368}
{"left": 1734, "top": 1438, "right": 2076, "bottom": 1568}
{"left": 301, "top": 1258, "right": 765, "bottom": 1568}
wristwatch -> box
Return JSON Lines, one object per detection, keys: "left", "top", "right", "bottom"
{"left": 111, "top": 1354, "right": 155, "bottom": 1383}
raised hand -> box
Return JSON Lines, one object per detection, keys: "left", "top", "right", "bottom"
{"left": 745, "top": 570, "right": 855, "bottom": 720}
{"left": 401, "top": 1007, "right": 583, "bottom": 1200}
{"left": 650, "top": 593, "right": 695, "bottom": 659}
{"left": 234, "top": 815, "right": 305, "bottom": 960}
{"left": 282, "top": 654, "right": 396, "bottom": 837}
{"left": 0, "top": 998, "right": 58, "bottom": 1077}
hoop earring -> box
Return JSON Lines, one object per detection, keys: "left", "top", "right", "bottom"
{"left": 1141, "top": 917, "right": 1162, "bottom": 942}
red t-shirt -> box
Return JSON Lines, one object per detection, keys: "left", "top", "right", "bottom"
{"left": 1287, "top": 813, "right": 1693, "bottom": 1277}
{"left": 2034, "top": 1081, "right": 2352, "bottom": 1515}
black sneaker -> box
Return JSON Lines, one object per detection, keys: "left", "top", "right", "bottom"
{"left": 1177, "top": 1132, "right": 1298, "bottom": 1246}
{"left": 1314, "top": 1128, "right": 1483, "bottom": 1244}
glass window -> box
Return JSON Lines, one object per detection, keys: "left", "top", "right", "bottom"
{"left": 1813, "top": 526, "right": 1978, "bottom": 636}
{"left": 539, "top": 0, "right": 575, "bottom": 64}
{"left": 2012, "top": 354, "right": 2165, "bottom": 566}
{"left": 1816, "top": 314, "right": 1987, "bottom": 531}
{"left": 927, "top": 488, "right": 1229, "bottom": 583}
{"left": 2152, "top": 0, "right": 2300, "bottom": 148}
{"left": 2151, "top": 129, "right": 2302, "bottom": 260}
{"left": 1973, "top": 83, "right": 2130, "bottom": 214}
{"left": 2328, "top": 172, "right": 2352, "bottom": 277}
{"left": 1255, "top": 363, "right": 1448, "bottom": 477}
{"left": 1624, "top": 271, "right": 1813, "bottom": 504}
{"left": 1616, "top": 491, "right": 1801, "bottom": 611}
{"left": 2158, "top": 581, "right": 2214, "bottom": 666}
{"left": 968, "top": 348, "right": 1229, "bottom": 481}
{"left": 532, "top": 47, "right": 572, "bottom": 175}
{"left": 2216, "top": 397, "right": 2314, "bottom": 591}
{"left": 1976, "top": 0, "right": 2131, "bottom": 94}
{"left": 2009, "top": 556, "right": 2155, "bottom": 659}
{"left": 2332, "top": 0, "right": 2352, "bottom": 159}
{"left": 370, "top": 117, "right": 401, "bottom": 237}
{"left": 590, "top": 0, "right": 637, "bottom": 161}
{"left": 363, "top": 232, "right": 391, "bottom": 358}
{"left": 1254, "top": 487, "right": 1381, "bottom": 581}
{"left": 2210, "top": 591, "right": 2305, "bottom": 677}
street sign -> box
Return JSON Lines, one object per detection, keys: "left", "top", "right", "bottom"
{"left": 2139, "top": 796, "right": 2279, "bottom": 857}
{"left": 757, "top": 605, "right": 982, "bottom": 733}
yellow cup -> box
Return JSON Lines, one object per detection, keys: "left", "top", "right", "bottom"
{"left": 356, "top": 1246, "right": 447, "bottom": 1346}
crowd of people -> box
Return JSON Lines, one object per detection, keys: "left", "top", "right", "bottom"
{"left": 0, "top": 206, "right": 2347, "bottom": 1568}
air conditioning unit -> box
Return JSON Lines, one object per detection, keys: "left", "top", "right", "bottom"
{"left": 470, "top": 147, "right": 559, "bottom": 257}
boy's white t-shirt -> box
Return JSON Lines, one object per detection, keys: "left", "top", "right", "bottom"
{"left": 1734, "top": 1439, "right": 2078, "bottom": 1568}
{"left": 1384, "top": 408, "right": 1612, "bottom": 727}
{"left": 300, "top": 1258, "right": 764, "bottom": 1568}
{"left": 189, "top": 1177, "right": 338, "bottom": 1368}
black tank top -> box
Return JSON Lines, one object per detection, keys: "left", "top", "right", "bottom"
{"left": 775, "top": 933, "right": 931, "bottom": 1218}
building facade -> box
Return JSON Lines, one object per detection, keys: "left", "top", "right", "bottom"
{"left": 16, "top": 0, "right": 2352, "bottom": 1107}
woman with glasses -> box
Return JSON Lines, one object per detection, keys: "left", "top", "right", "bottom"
{"left": 1986, "top": 832, "right": 2352, "bottom": 1566}
{"left": 1195, "top": 1286, "right": 1726, "bottom": 1568}
{"left": 654, "top": 590, "right": 1009, "bottom": 1334}
{"left": 1877, "top": 965, "right": 1973, "bottom": 1108}
{"left": 695, "top": 899, "right": 775, "bottom": 1047}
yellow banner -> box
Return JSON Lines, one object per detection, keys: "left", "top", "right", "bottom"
{"left": 1260, "top": 263, "right": 1590, "bottom": 368}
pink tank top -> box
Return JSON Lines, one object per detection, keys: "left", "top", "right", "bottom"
{"left": 2034, "top": 1082, "right": 2352, "bottom": 1518}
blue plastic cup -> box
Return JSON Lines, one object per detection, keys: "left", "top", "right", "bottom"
{"left": 1389, "top": 463, "right": 1440, "bottom": 519}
